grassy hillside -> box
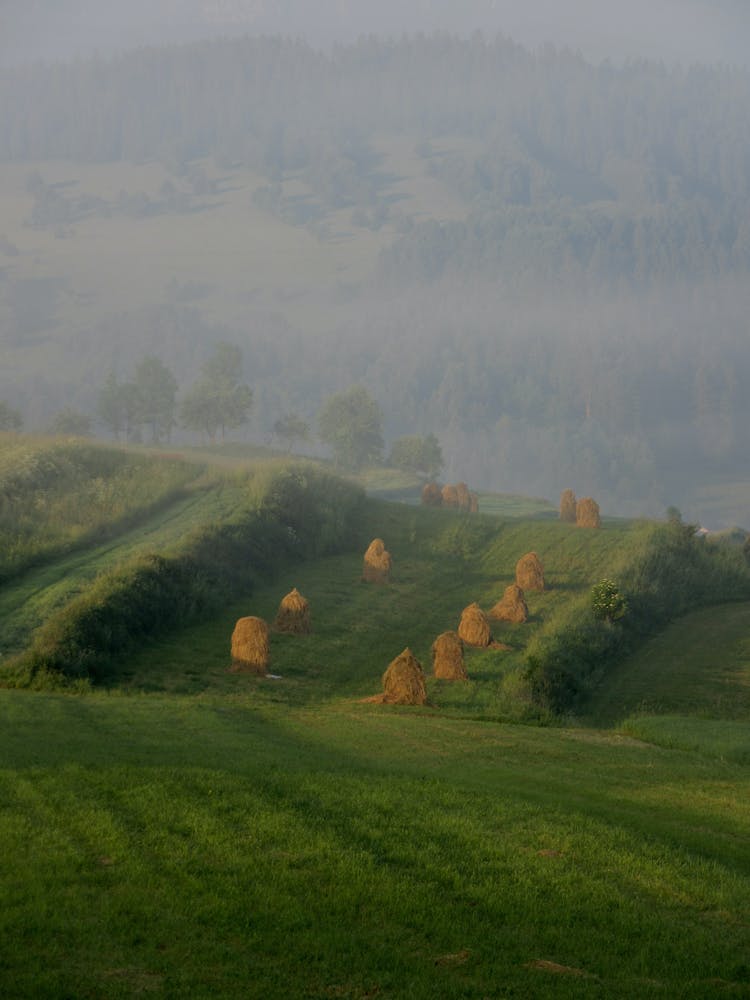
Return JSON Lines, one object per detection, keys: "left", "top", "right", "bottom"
{"left": 0, "top": 434, "right": 202, "bottom": 581}
{"left": 2, "top": 447, "right": 750, "bottom": 996}
{"left": 1, "top": 690, "right": 749, "bottom": 999}
{"left": 587, "top": 602, "right": 750, "bottom": 727}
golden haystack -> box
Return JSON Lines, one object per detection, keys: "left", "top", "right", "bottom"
{"left": 363, "top": 537, "right": 392, "bottom": 584}
{"left": 382, "top": 647, "right": 428, "bottom": 705}
{"left": 431, "top": 631, "right": 467, "bottom": 681}
{"left": 421, "top": 481, "right": 443, "bottom": 506}
{"left": 455, "top": 482, "right": 471, "bottom": 511}
{"left": 469, "top": 492, "right": 479, "bottom": 514}
{"left": 516, "top": 552, "right": 545, "bottom": 591}
{"left": 441, "top": 483, "right": 459, "bottom": 508}
{"left": 576, "top": 497, "right": 601, "bottom": 528}
{"left": 274, "top": 587, "right": 311, "bottom": 634}
{"left": 488, "top": 583, "right": 529, "bottom": 623}
{"left": 230, "top": 616, "right": 269, "bottom": 674}
{"left": 559, "top": 488, "right": 577, "bottom": 523}
{"left": 458, "top": 602, "right": 493, "bottom": 647}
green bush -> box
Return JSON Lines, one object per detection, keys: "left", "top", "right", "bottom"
{"left": 591, "top": 579, "right": 627, "bottom": 622}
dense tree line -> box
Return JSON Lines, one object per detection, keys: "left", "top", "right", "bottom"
{"left": 378, "top": 200, "right": 750, "bottom": 288}
{"left": 2, "top": 35, "right": 750, "bottom": 289}
{"left": 0, "top": 37, "right": 747, "bottom": 199}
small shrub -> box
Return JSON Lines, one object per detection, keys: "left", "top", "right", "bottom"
{"left": 590, "top": 579, "right": 627, "bottom": 622}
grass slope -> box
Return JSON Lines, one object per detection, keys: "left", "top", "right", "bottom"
{"left": 110, "top": 502, "right": 635, "bottom": 717}
{"left": 1, "top": 691, "right": 749, "bottom": 999}
{"left": 2, "top": 458, "right": 750, "bottom": 996}
{"left": 588, "top": 602, "right": 750, "bottom": 726}
{"left": 584, "top": 600, "right": 750, "bottom": 769}
{"left": 0, "top": 481, "right": 250, "bottom": 657}
{"left": 0, "top": 436, "right": 201, "bottom": 581}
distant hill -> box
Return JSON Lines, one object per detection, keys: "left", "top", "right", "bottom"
{"left": 3, "top": 0, "right": 750, "bottom": 67}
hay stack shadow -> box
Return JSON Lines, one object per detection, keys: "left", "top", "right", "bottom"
{"left": 274, "top": 587, "right": 311, "bottom": 634}
{"left": 362, "top": 538, "right": 392, "bottom": 584}
{"left": 431, "top": 631, "right": 467, "bottom": 681}
{"left": 230, "top": 616, "right": 269, "bottom": 674}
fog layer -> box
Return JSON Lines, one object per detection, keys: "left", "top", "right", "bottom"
{"left": 2, "top": 0, "right": 749, "bottom": 68}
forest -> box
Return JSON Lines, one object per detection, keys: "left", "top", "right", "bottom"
{"left": 1, "top": 33, "right": 750, "bottom": 520}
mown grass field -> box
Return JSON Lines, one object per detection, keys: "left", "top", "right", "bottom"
{"left": 1, "top": 444, "right": 749, "bottom": 997}
{"left": 2, "top": 689, "right": 749, "bottom": 999}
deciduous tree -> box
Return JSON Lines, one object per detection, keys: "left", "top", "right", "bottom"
{"left": 388, "top": 433, "right": 443, "bottom": 478}
{"left": 272, "top": 413, "right": 310, "bottom": 452}
{"left": 318, "top": 386, "right": 383, "bottom": 470}
{"left": 134, "top": 355, "right": 178, "bottom": 444}
{"left": 180, "top": 342, "right": 253, "bottom": 442}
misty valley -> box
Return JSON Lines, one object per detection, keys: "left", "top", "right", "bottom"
{"left": 2, "top": 33, "right": 750, "bottom": 521}
{"left": 2, "top": 16, "right": 750, "bottom": 1000}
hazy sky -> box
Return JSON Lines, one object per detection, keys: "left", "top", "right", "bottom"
{"left": 1, "top": 0, "right": 749, "bottom": 68}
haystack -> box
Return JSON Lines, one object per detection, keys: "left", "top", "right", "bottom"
{"left": 441, "top": 484, "right": 459, "bottom": 509}
{"left": 488, "top": 583, "right": 529, "bottom": 623}
{"left": 469, "top": 492, "right": 479, "bottom": 514}
{"left": 576, "top": 497, "right": 601, "bottom": 528}
{"left": 421, "top": 481, "right": 443, "bottom": 507}
{"left": 458, "top": 602, "right": 493, "bottom": 647}
{"left": 274, "top": 587, "right": 311, "bottom": 634}
{"left": 363, "top": 537, "right": 392, "bottom": 584}
{"left": 559, "top": 489, "right": 577, "bottom": 523}
{"left": 230, "top": 616, "right": 269, "bottom": 674}
{"left": 431, "top": 631, "right": 467, "bottom": 681}
{"left": 516, "top": 552, "right": 545, "bottom": 591}
{"left": 382, "top": 648, "right": 428, "bottom": 705}
{"left": 455, "top": 482, "right": 471, "bottom": 511}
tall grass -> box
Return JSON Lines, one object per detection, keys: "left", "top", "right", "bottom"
{"left": 0, "top": 435, "right": 202, "bottom": 581}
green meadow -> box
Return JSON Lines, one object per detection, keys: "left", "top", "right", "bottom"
{"left": 1, "top": 440, "right": 749, "bottom": 997}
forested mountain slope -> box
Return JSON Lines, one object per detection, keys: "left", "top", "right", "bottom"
{"left": 2, "top": 35, "right": 750, "bottom": 519}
